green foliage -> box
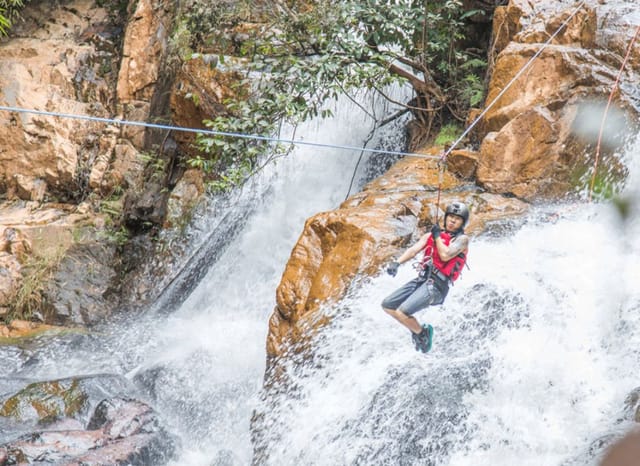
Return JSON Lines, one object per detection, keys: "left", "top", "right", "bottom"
{"left": 7, "top": 247, "right": 65, "bottom": 322}
{"left": 99, "top": 225, "right": 130, "bottom": 248}
{"left": 185, "top": 0, "right": 489, "bottom": 190}
{"left": 139, "top": 151, "right": 168, "bottom": 182}
{"left": 459, "top": 58, "right": 487, "bottom": 107}
{"left": 95, "top": 0, "right": 128, "bottom": 17}
{"left": 169, "top": 17, "right": 194, "bottom": 62}
{"left": 0, "top": 0, "right": 27, "bottom": 35}
{"left": 434, "top": 123, "right": 462, "bottom": 146}
{"left": 183, "top": 0, "right": 255, "bottom": 52}
{"left": 96, "top": 189, "right": 130, "bottom": 248}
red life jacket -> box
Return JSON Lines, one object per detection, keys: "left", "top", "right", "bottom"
{"left": 421, "top": 231, "right": 468, "bottom": 282}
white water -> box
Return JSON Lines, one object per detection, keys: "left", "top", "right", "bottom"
{"left": 125, "top": 92, "right": 410, "bottom": 465}
{"left": 3, "top": 99, "right": 639, "bottom": 465}
{"left": 250, "top": 134, "right": 640, "bottom": 465}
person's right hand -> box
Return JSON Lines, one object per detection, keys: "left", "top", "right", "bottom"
{"left": 430, "top": 223, "right": 441, "bottom": 239}
{"left": 386, "top": 261, "right": 400, "bottom": 277}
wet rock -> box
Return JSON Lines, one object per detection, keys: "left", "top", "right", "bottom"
{"left": 42, "top": 241, "right": 118, "bottom": 326}
{"left": 623, "top": 386, "right": 640, "bottom": 422}
{"left": 0, "top": 378, "right": 88, "bottom": 425}
{"left": 0, "top": 373, "right": 175, "bottom": 466}
{"left": 0, "top": 397, "right": 175, "bottom": 465}
{"left": 0, "top": 375, "right": 132, "bottom": 427}
{"left": 267, "top": 152, "right": 528, "bottom": 361}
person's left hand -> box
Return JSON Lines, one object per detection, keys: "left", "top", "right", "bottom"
{"left": 430, "top": 223, "right": 441, "bottom": 239}
{"left": 386, "top": 261, "right": 400, "bottom": 277}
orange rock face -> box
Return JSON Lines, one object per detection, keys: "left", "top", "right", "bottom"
{"left": 477, "top": 1, "right": 640, "bottom": 200}
{"left": 267, "top": 153, "right": 529, "bottom": 362}
{"left": 0, "top": 319, "right": 58, "bottom": 339}
{"left": 265, "top": 0, "right": 640, "bottom": 376}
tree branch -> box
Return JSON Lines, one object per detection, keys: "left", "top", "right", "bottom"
{"left": 387, "top": 62, "right": 446, "bottom": 103}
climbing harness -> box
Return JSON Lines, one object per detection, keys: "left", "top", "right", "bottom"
{"left": 414, "top": 246, "right": 434, "bottom": 282}
{"left": 588, "top": 23, "right": 640, "bottom": 202}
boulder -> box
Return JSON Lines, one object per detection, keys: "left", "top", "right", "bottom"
{"left": 0, "top": 394, "right": 175, "bottom": 466}
{"left": 477, "top": 1, "right": 640, "bottom": 200}
{"left": 164, "top": 169, "right": 204, "bottom": 229}
{"left": 267, "top": 153, "right": 529, "bottom": 361}
{"left": 42, "top": 241, "right": 118, "bottom": 326}
{"left": 447, "top": 149, "right": 478, "bottom": 180}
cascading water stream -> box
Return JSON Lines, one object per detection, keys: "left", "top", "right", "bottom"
{"left": 253, "top": 134, "right": 640, "bottom": 465}
{"left": 0, "top": 92, "right": 409, "bottom": 463}
{"left": 1, "top": 94, "right": 639, "bottom": 465}
{"left": 131, "top": 93, "right": 409, "bottom": 465}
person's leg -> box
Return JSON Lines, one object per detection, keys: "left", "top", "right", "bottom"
{"left": 395, "top": 281, "right": 440, "bottom": 331}
{"left": 385, "top": 307, "right": 423, "bottom": 334}
{"left": 381, "top": 279, "right": 424, "bottom": 333}
{"left": 395, "top": 282, "right": 442, "bottom": 352}
{"left": 403, "top": 283, "right": 442, "bottom": 352}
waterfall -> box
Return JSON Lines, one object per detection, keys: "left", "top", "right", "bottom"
{"left": 137, "top": 93, "right": 409, "bottom": 465}
{"left": 252, "top": 133, "right": 640, "bottom": 465}
{"left": 2, "top": 98, "right": 639, "bottom": 465}
{"left": 0, "top": 91, "right": 410, "bottom": 463}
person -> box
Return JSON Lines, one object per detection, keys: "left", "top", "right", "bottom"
{"left": 381, "top": 201, "right": 470, "bottom": 353}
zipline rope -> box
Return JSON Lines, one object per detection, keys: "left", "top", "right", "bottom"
{"left": 438, "top": 0, "right": 588, "bottom": 163}
{"left": 0, "top": 104, "right": 440, "bottom": 160}
{"left": 431, "top": 0, "right": 587, "bottom": 227}
{"left": 588, "top": 23, "right": 640, "bottom": 202}
{"left": 0, "top": 0, "right": 606, "bottom": 206}
{"left": 0, "top": 2, "right": 588, "bottom": 167}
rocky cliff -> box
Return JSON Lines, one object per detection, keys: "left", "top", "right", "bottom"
{"left": 264, "top": 0, "right": 640, "bottom": 382}
{"left": 1, "top": 0, "right": 640, "bottom": 462}
{"left": 0, "top": 0, "right": 226, "bottom": 333}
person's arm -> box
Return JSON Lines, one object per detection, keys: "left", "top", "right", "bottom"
{"left": 434, "top": 234, "right": 469, "bottom": 262}
{"left": 396, "top": 233, "right": 430, "bottom": 265}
